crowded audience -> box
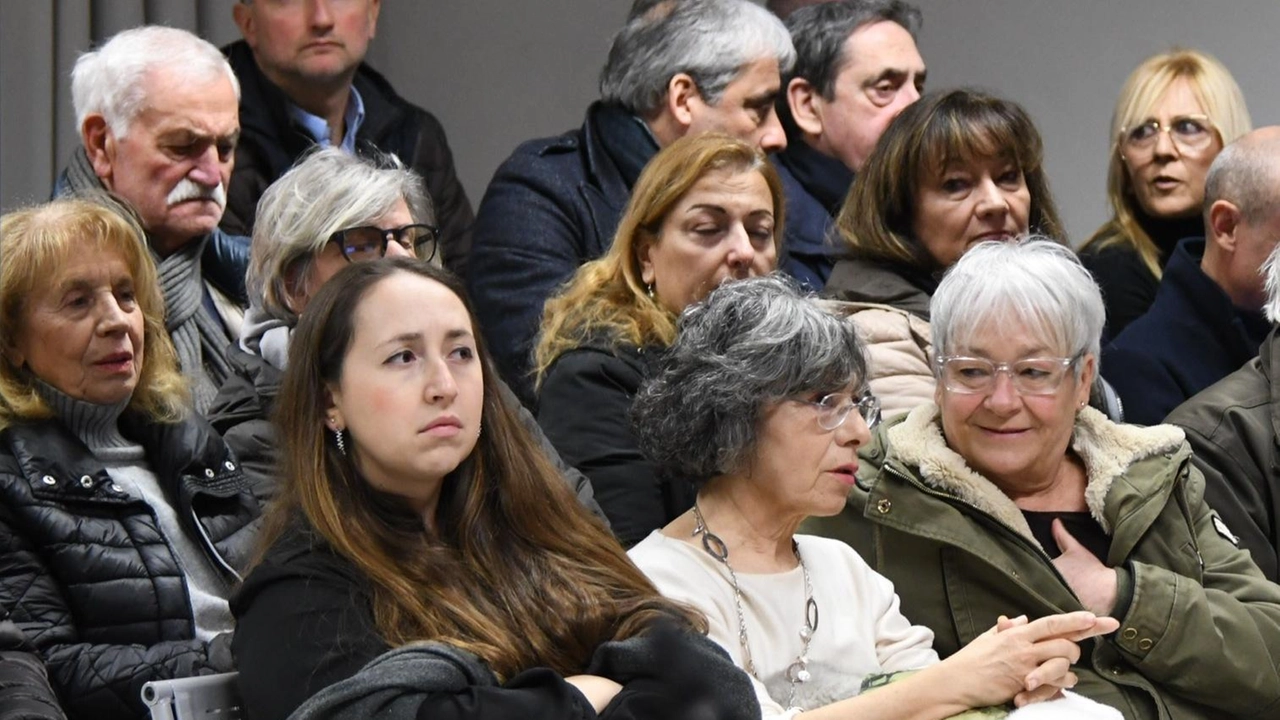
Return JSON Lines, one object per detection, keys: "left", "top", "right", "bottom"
{"left": 3, "top": 0, "right": 1280, "bottom": 718}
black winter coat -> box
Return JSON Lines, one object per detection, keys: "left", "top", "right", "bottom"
{"left": 536, "top": 341, "right": 694, "bottom": 547}
{"left": 0, "top": 412, "right": 264, "bottom": 720}
{"left": 221, "top": 41, "right": 475, "bottom": 276}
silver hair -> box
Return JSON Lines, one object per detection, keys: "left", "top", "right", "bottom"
{"left": 930, "top": 237, "right": 1106, "bottom": 375}
{"left": 600, "top": 0, "right": 795, "bottom": 116}
{"left": 1203, "top": 132, "right": 1280, "bottom": 226}
{"left": 632, "top": 274, "right": 868, "bottom": 486}
{"left": 247, "top": 147, "right": 435, "bottom": 325}
{"left": 71, "top": 26, "right": 240, "bottom": 137}
{"left": 785, "top": 0, "right": 922, "bottom": 99}
{"left": 1262, "top": 243, "right": 1280, "bottom": 323}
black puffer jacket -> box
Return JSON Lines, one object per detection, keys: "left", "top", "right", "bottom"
{"left": 0, "top": 413, "right": 264, "bottom": 720}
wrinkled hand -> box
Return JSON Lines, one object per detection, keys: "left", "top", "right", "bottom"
{"left": 565, "top": 674, "right": 623, "bottom": 713}
{"left": 1050, "top": 519, "right": 1119, "bottom": 615}
{"left": 945, "top": 610, "right": 1118, "bottom": 709}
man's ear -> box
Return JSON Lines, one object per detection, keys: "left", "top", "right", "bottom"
{"left": 1208, "top": 199, "right": 1242, "bottom": 253}
{"left": 787, "top": 77, "right": 824, "bottom": 137}
{"left": 232, "top": 2, "right": 256, "bottom": 46}
{"left": 367, "top": 0, "right": 382, "bottom": 39}
{"left": 82, "top": 115, "right": 115, "bottom": 187}
{"left": 665, "top": 73, "right": 700, "bottom": 133}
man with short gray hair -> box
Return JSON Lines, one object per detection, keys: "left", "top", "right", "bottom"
{"left": 775, "top": 0, "right": 925, "bottom": 287}
{"left": 1166, "top": 127, "right": 1280, "bottom": 583}
{"left": 55, "top": 25, "right": 249, "bottom": 413}
{"left": 1104, "top": 126, "right": 1280, "bottom": 426}
{"left": 468, "top": 0, "right": 795, "bottom": 405}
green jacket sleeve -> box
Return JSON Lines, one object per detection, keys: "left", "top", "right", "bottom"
{"left": 1112, "top": 467, "right": 1280, "bottom": 718}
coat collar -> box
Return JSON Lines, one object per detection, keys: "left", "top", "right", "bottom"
{"left": 886, "top": 403, "right": 1185, "bottom": 544}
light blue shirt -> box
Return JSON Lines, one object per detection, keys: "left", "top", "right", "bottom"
{"left": 286, "top": 85, "right": 366, "bottom": 153}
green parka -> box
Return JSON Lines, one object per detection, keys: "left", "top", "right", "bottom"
{"left": 804, "top": 403, "right": 1280, "bottom": 720}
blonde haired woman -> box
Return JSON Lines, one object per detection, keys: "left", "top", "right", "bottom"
{"left": 535, "top": 133, "right": 783, "bottom": 547}
{"left": 1079, "top": 48, "right": 1251, "bottom": 341}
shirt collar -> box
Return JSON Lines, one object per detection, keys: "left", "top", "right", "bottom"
{"left": 286, "top": 85, "right": 366, "bottom": 153}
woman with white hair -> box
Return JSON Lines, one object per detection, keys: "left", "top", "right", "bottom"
{"left": 207, "top": 149, "right": 601, "bottom": 518}
{"left": 629, "top": 274, "right": 1121, "bottom": 719}
{"left": 808, "top": 238, "right": 1280, "bottom": 719}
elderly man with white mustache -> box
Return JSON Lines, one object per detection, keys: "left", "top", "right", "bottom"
{"left": 55, "top": 26, "right": 248, "bottom": 413}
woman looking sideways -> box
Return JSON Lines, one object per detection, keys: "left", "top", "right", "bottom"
{"left": 1079, "top": 48, "right": 1251, "bottom": 341}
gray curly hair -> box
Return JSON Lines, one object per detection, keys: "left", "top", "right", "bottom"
{"left": 632, "top": 274, "right": 867, "bottom": 486}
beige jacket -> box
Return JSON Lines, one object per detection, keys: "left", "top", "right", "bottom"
{"left": 823, "top": 300, "right": 935, "bottom": 419}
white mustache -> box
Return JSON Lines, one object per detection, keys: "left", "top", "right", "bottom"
{"left": 166, "top": 178, "right": 227, "bottom": 209}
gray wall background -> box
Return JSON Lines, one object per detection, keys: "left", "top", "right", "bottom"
{"left": 3, "top": 0, "right": 1278, "bottom": 245}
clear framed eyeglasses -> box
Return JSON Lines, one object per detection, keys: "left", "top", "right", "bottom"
{"left": 1119, "top": 114, "right": 1218, "bottom": 157}
{"left": 807, "top": 391, "right": 881, "bottom": 431}
{"left": 937, "top": 356, "right": 1076, "bottom": 396}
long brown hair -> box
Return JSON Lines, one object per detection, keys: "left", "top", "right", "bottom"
{"left": 835, "top": 88, "right": 1065, "bottom": 271}
{"left": 534, "top": 132, "right": 785, "bottom": 385}
{"left": 253, "top": 258, "right": 700, "bottom": 680}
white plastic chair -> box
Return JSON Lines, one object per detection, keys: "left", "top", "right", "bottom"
{"left": 142, "top": 672, "right": 243, "bottom": 720}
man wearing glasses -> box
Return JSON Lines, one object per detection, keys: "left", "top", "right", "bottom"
{"left": 1103, "top": 127, "right": 1280, "bottom": 425}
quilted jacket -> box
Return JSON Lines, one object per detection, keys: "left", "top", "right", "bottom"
{"left": 0, "top": 413, "right": 263, "bottom": 720}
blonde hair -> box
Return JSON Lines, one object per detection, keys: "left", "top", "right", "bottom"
{"left": 0, "top": 198, "right": 189, "bottom": 429}
{"left": 1083, "top": 48, "right": 1252, "bottom": 279}
{"left": 534, "top": 133, "right": 785, "bottom": 384}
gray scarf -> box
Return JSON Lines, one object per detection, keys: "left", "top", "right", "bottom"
{"left": 62, "top": 146, "right": 234, "bottom": 413}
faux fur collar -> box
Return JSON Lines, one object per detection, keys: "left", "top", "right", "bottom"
{"left": 886, "top": 403, "right": 1185, "bottom": 547}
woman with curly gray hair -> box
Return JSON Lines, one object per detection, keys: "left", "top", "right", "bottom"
{"left": 628, "top": 275, "right": 1120, "bottom": 720}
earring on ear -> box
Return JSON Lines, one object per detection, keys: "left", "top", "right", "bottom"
{"left": 327, "top": 420, "right": 347, "bottom": 457}
{"left": 646, "top": 282, "right": 655, "bottom": 300}
{"left": 477, "top": 421, "right": 483, "bottom": 439}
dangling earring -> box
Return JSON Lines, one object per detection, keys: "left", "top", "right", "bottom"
{"left": 477, "top": 421, "right": 483, "bottom": 438}
{"left": 646, "top": 282, "right": 655, "bottom": 300}
{"left": 332, "top": 428, "right": 347, "bottom": 456}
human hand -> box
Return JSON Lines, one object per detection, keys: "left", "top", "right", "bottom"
{"left": 565, "top": 674, "right": 623, "bottom": 713}
{"left": 1050, "top": 519, "right": 1119, "bottom": 615}
{"left": 945, "top": 611, "right": 1116, "bottom": 709}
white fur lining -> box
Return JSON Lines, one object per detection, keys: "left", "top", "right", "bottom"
{"left": 887, "top": 403, "right": 1185, "bottom": 546}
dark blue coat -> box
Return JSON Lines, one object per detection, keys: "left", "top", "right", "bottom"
{"left": 467, "top": 102, "right": 655, "bottom": 407}
{"left": 1103, "top": 237, "right": 1270, "bottom": 425}
{"left": 771, "top": 138, "right": 853, "bottom": 290}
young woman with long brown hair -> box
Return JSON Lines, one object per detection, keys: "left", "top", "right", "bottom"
{"left": 231, "top": 258, "right": 756, "bottom": 720}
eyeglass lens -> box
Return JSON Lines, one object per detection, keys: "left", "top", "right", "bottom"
{"left": 339, "top": 225, "right": 439, "bottom": 262}
{"left": 940, "top": 357, "right": 1071, "bottom": 395}
{"left": 1123, "top": 116, "right": 1214, "bottom": 153}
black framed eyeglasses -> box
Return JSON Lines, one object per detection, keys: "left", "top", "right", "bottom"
{"left": 327, "top": 224, "right": 440, "bottom": 263}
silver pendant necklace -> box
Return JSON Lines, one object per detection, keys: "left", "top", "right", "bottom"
{"left": 692, "top": 502, "right": 819, "bottom": 711}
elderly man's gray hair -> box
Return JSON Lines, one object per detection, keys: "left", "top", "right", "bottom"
{"left": 71, "top": 26, "right": 240, "bottom": 137}
{"left": 632, "top": 274, "right": 867, "bottom": 486}
{"left": 247, "top": 147, "right": 434, "bottom": 325}
{"left": 600, "top": 0, "right": 795, "bottom": 116}
{"left": 785, "top": 0, "right": 922, "bottom": 98}
{"left": 930, "top": 238, "right": 1106, "bottom": 375}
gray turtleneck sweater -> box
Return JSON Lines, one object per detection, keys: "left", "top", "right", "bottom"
{"left": 38, "top": 382, "right": 234, "bottom": 641}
